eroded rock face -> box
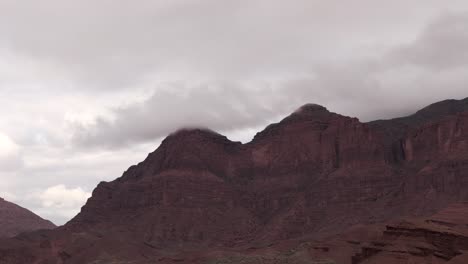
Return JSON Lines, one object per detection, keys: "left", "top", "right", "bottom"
{"left": 351, "top": 203, "right": 468, "bottom": 264}
{"left": 0, "top": 198, "right": 55, "bottom": 238}
{"left": 1, "top": 98, "right": 468, "bottom": 264}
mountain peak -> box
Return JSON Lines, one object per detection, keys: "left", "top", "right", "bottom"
{"left": 168, "top": 128, "right": 223, "bottom": 138}
{"left": 294, "top": 103, "right": 328, "bottom": 114}
{"left": 282, "top": 103, "right": 331, "bottom": 123}
{"left": 163, "top": 128, "right": 236, "bottom": 146}
{"left": 251, "top": 104, "right": 333, "bottom": 142}
{"left": 285, "top": 103, "right": 331, "bottom": 122}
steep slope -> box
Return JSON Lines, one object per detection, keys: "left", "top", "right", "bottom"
{"left": 0, "top": 198, "right": 55, "bottom": 238}
{"left": 1, "top": 98, "right": 468, "bottom": 264}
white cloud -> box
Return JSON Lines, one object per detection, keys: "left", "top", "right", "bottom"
{"left": 0, "top": 191, "right": 17, "bottom": 201}
{"left": 0, "top": 132, "right": 19, "bottom": 155}
{"left": 0, "top": 132, "right": 23, "bottom": 171}
{"left": 37, "top": 185, "right": 91, "bottom": 219}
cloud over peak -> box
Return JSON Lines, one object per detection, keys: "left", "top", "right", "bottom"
{"left": 71, "top": 12, "right": 468, "bottom": 149}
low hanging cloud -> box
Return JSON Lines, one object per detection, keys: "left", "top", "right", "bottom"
{"left": 72, "top": 12, "right": 468, "bottom": 149}
{"left": 71, "top": 84, "right": 294, "bottom": 148}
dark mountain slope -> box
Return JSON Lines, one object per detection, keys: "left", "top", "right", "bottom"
{"left": 369, "top": 97, "right": 468, "bottom": 134}
{"left": 0, "top": 198, "right": 55, "bottom": 238}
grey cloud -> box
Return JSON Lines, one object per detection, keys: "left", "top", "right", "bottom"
{"left": 390, "top": 13, "right": 468, "bottom": 70}
{"left": 73, "top": 12, "right": 468, "bottom": 148}
{"left": 72, "top": 83, "right": 292, "bottom": 148}
{"left": 2, "top": 0, "right": 467, "bottom": 89}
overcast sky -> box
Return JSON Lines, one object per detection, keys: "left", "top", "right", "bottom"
{"left": 0, "top": 0, "right": 468, "bottom": 225}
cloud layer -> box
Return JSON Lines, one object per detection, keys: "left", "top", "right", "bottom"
{"left": 73, "top": 12, "right": 468, "bottom": 148}
{"left": 0, "top": 1, "right": 468, "bottom": 224}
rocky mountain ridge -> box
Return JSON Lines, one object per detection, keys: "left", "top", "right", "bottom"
{"left": 1, "top": 97, "right": 468, "bottom": 264}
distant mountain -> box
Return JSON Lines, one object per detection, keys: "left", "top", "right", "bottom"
{"left": 369, "top": 97, "right": 468, "bottom": 140}
{"left": 1, "top": 97, "right": 468, "bottom": 264}
{"left": 0, "top": 198, "right": 55, "bottom": 238}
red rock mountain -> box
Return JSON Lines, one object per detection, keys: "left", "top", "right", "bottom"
{"left": 0, "top": 198, "right": 55, "bottom": 238}
{"left": 1, "top": 98, "right": 468, "bottom": 264}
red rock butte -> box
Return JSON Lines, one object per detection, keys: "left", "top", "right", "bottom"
{"left": 1, "top": 97, "right": 468, "bottom": 264}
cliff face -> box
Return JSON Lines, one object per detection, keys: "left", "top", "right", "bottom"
{"left": 1, "top": 98, "right": 468, "bottom": 264}
{"left": 0, "top": 198, "right": 55, "bottom": 238}
{"left": 70, "top": 104, "right": 394, "bottom": 244}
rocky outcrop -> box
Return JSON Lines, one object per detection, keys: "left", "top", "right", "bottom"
{"left": 0, "top": 198, "right": 55, "bottom": 238}
{"left": 1, "top": 98, "right": 468, "bottom": 264}
{"left": 352, "top": 203, "right": 468, "bottom": 264}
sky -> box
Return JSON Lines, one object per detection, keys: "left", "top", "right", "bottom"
{"left": 0, "top": 0, "right": 468, "bottom": 225}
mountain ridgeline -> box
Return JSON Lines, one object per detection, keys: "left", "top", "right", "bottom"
{"left": 1, "top": 97, "right": 468, "bottom": 264}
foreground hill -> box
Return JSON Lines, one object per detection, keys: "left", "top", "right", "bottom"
{"left": 1, "top": 97, "right": 468, "bottom": 264}
{"left": 0, "top": 198, "right": 55, "bottom": 238}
